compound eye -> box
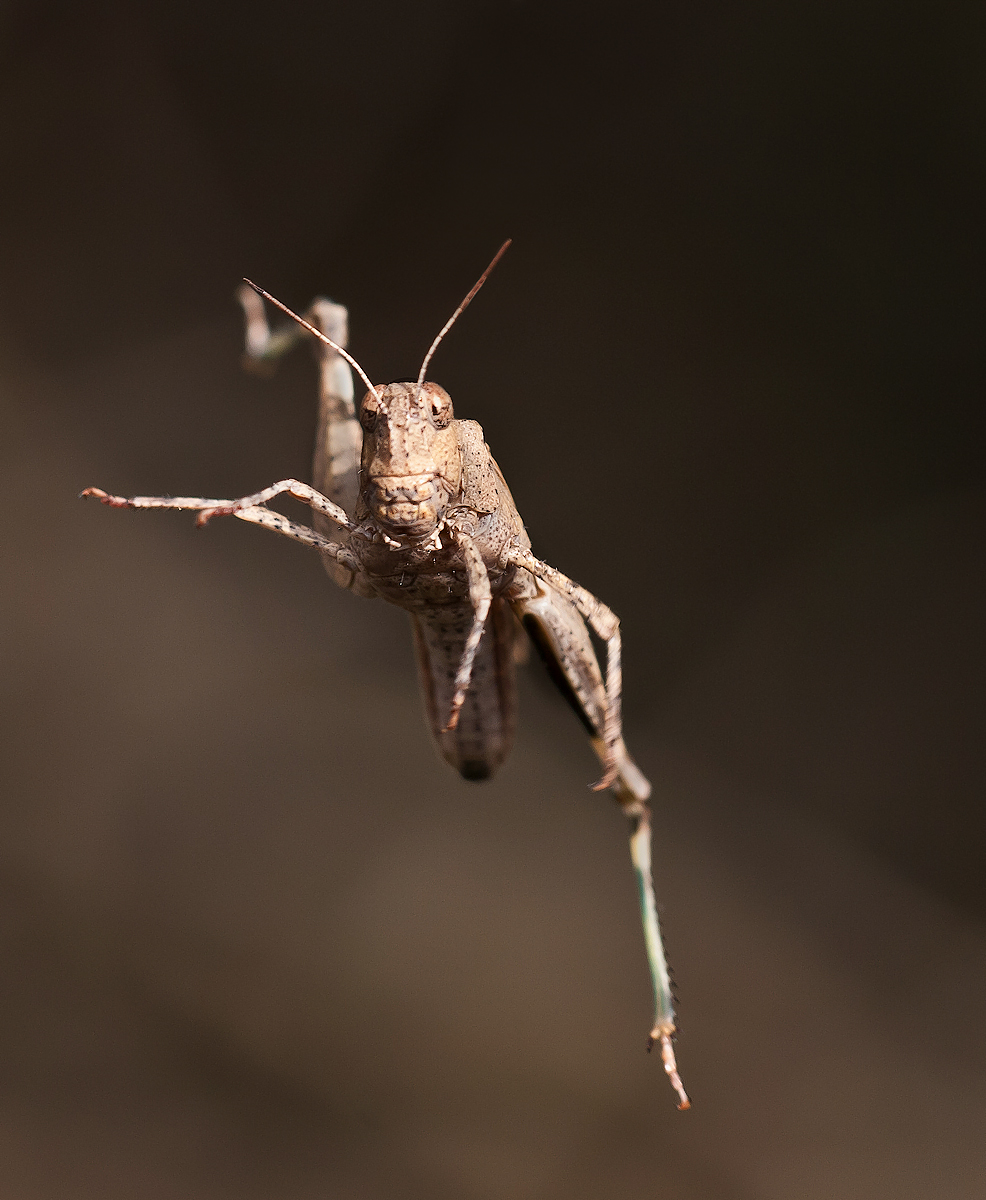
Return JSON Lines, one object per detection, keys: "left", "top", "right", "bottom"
{"left": 359, "top": 393, "right": 379, "bottom": 432}
{"left": 430, "top": 390, "right": 453, "bottom": 429}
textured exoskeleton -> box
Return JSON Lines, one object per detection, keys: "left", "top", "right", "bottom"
{"left": 82, "top": 252, "right": 689, "bottom": 1107}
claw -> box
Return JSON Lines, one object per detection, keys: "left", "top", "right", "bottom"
{"left": 647, "top": 1031, "right": 691, "bottom": 1110}
{"left": 590, "top": 761, "right": 619, "bottom": 792}
{"left": 80, "top": 487, "right": 130, "bottom": 508}
{"left": 195, "top": 504, "right": 237, "bottom": 528}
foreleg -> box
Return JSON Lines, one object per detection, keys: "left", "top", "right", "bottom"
{"left": 443, "top": 528, "right": 492, "bottom": 732}
{"left": 80, "top": 486, "right": 359, "bottom": 571}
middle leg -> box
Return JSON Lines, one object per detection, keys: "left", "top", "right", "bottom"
{"left": 80, "top": 488, "right": 359, "bottom": 569}
{"left": 193, "top": 478, "right": 353, "bottom": 530}
{"left": 505, "top": 544, "right": 622, "bottom": 791}
{"left": 82, "top": 479, "right": 353, "bottom": 531}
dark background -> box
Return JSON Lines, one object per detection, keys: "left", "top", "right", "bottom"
{"left": 2, "top": 1, "right": 985, "bottom": 1195}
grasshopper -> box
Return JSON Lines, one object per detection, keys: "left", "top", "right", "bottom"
{"left": 82, "top": 243, "right": 690, "bottom": 1108}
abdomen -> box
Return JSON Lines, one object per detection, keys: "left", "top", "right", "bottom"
{"left": 410, "top": 596, "right": 518, "bottom": 781}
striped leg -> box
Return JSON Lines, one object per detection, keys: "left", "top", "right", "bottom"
{"left": 80, "top": 487, "right": 358, "bottom": 570}
{"left": 505, "top": 545, "right": 621, "bottom": 792}
{"left": 237, "top": 289, "right": 360, "bottom": 585}
{"left": 82, "top": 479, "right": 352, "bottom": 531}
{"left": 238, "top": 283, "right": 312, "bottom": 368}
{"left": 506, "top": 547, "right": 689, "bottom": 1108}
{"left": 627, "top": 798, "right": 690, "bottom": 1109}
{"left": 443, "top": 528, "right": 492, "bottom": 732}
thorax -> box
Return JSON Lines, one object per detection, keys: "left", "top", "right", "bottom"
{"left": 350, "top": 510, "right": 516, "bottom": 613}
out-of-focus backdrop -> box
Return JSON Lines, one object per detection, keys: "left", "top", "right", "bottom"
{"left": 2, "top": 2, "right": 985, "bottom": 1196}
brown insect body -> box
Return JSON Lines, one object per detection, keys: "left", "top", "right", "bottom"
{"left": 80, "top": 252, "right": 690, "bottom": 1108}
{"left": 346, "top": 381, "right": 527, "bottom": 780}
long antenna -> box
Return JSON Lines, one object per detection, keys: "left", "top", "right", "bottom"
{"left": 416, "top": 239, "right": 512, "bottom": 386}
{"left": 242, "top": 279, "right": 381, "bottom": 404}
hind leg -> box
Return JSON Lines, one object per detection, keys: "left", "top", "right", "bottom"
{"left": 508, "top": 564, "right": 688, "bottom": 1109}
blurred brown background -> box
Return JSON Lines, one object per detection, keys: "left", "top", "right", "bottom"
{"left": 2, "top": 1, "right": 985, "bottom": 1196}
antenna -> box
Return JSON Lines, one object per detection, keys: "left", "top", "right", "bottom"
{"left": 416, "top": 239, "right": 512, "bottom": 386}
{"left": 242, "top": 279, "right": 381, "bottom": 404}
